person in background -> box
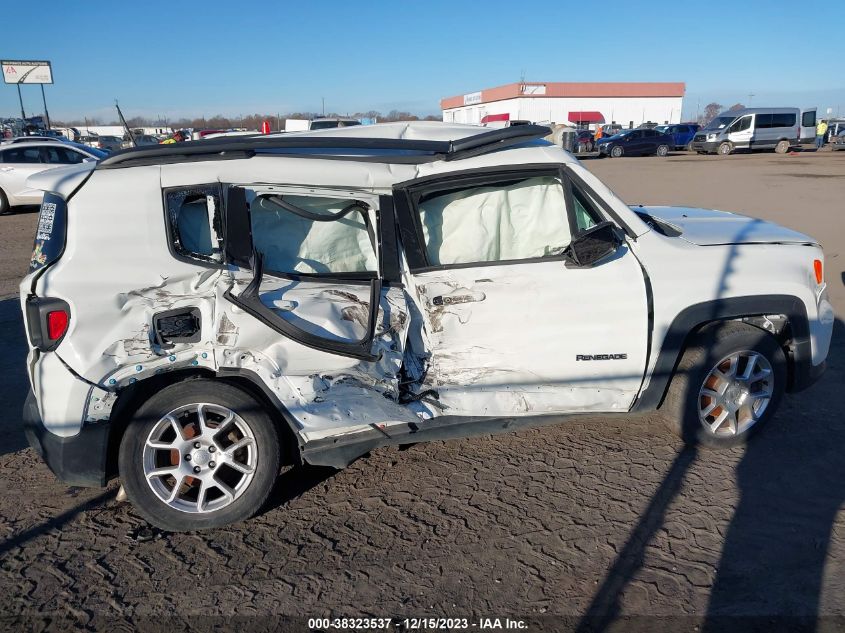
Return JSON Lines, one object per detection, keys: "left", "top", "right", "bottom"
{"left": 160, "top": 130, "right": 187, "bottom": 145}
{"left": 594, "top": 125, "right": 603, "bottom": 141}
{"left": 815, "top": 120, "right": 828, "bottom": 149}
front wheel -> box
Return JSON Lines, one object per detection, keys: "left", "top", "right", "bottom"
{"left": 656, "top": 144, "right": 669, "bottom": 157}
{"left": 661, "top": 322, "right": 786, "bottom": 448}
{"left": 610, "top": 145, "right": 624, "bottom": 158}
{"left": 0, "top": 188, "right": 9, "bottom": 215}
{"left": 717, "top": 142, "right": 733, "bottom": 155}
{"left": 119, "top": 379, "right": 281, "bottom": 531}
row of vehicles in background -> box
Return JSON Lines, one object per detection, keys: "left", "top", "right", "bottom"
{"left": 569, "top": 125, "right": 697, "bottom": 157}
{"left": 574, "top": 107, "right": 824, "bottom": 157}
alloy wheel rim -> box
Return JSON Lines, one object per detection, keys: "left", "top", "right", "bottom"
{"left": 142, "top": 403, "right": 257, "bottom": 513}
{"left": 698, "top": 350, "right": 774, "bottom": 437}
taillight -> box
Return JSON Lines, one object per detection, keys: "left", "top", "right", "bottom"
{"left": 47, "top": 310, "right": 69, "bottom": 340}
{"left": 813, "top": 259, "right": 823, "bottom": 285}
{"left": 24, "top": 297, "right": 71, "bottom": 351}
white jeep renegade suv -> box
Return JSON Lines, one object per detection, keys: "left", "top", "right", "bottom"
{"left": 20, "top": 122, "right": 834, "bottom": 531}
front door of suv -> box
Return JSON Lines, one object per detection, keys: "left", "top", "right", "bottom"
{"left": 394, "top": 166, "right": 650, "bottom": 418}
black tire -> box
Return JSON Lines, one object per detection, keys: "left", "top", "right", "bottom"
{"left": 610, "top": 145, "right": 623, "bottom": 158}
{"left": 656, "top": 144, "right": 669, "bottom": 157}
{"left": 775, "top": 139, "right": 790, "bottom": 154}
{"left": 0, "top": 189, "right": 9, "bottom": 215}
{"left": 660, "top": 322, "right": 786, "bottom": 448}
{"left": 119, "top": 379, "right": 281, "bottom": 531}
{"left": 717, "top": 142, "right": 733, "bottom": 156}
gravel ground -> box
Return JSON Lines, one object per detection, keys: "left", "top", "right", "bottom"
{"left": 1, "top": 150, "right": 844, "bottom": 631}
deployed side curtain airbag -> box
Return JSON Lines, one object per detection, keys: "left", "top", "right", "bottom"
{"left": 418, "top": 176, "right": 571, "bottom": 266}
{"left": 250, "top": 195, "right": 377, "bottom": 274}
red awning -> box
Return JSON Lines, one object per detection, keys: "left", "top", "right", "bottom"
{"left": 568, "top": 111, "right": 605, "bottom": 124}
{"left": 481, "top": 113, "right": 510, "bottom": 124}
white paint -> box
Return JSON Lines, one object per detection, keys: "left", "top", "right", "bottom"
{"left": 19, "top": 122, "right": 832, "bottom": 454}
{"left": 444, "top": 96, "right": 684, "bottom": 128}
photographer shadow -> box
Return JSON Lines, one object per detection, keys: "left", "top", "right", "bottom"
{"left": 702, "top": 317, "right": 845, "bottom": 629}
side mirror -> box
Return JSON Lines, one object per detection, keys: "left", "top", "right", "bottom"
{"left": 83, "top": 157, "right": 97, "bottom": 163}
{"left": 564, "top": 221, "right": 623, "bottom": 268}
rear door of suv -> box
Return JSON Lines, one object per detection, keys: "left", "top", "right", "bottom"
{"left": 217, "top": 182, "right": 410, "bottom": 372}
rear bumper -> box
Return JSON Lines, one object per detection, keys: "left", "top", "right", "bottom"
{"left": 23, "top": 389, "right": 110, "bottom": 487}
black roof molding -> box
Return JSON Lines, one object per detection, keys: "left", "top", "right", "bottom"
{"left": 96, "top": 125, "right": 552, "bottom": 169}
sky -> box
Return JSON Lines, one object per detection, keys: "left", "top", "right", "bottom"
{"left": 2, "top": 0, "right": 844, "bottom": 123}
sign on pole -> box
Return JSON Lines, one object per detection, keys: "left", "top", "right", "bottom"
{"left": 1, "top": 60, "right": 53, "bottom": 84}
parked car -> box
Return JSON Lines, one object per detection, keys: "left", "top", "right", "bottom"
{"left": 825, "top": 119, "right": 845, "bottom": 143}
{"left": 78, "top": 134, "right": 100, "bottom": 148}
{"left": 830, "top": 127, "right": 845, "bottom": 151}
{"left": 597, "top": 128, "right": 673, "bottom": 157}
{"left": 691, "top": 107, "right": 817, "bottom": 155}
{"left": 600, "top": 124, "right": 624, "bottom": 137}
{"left": 663, "top": 123, "right": 701, "bottom": 150}
{"left": 20, "top": 122, "right": 832, "bottom": 531}
{"left": 120, "top": 134, "right": 163, "bottom": 149}
{"left": 92, "top": 135, "right": 122, "bottom": 152}
{"left": 573, "top": 130, "right": 595, "bottom": 152}
{"left": 0, "top": 142, "right": 104, "bottom": 213}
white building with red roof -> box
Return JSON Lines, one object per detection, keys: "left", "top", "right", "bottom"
{"left": 441, "top": 82, "right": 686, "bottom": 129}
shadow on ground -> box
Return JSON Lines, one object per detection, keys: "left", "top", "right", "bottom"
{"left": 579, "top": 318, "right": 845, "bottom": 631}
{"left": 0, "top": 297, "right": 29, "bottom": 455}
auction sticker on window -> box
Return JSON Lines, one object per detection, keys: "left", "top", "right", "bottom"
{"left": 29, "top": 193, "right": 66, "bottom": 272}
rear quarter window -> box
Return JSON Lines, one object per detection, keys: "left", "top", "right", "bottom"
{"left": 164, "top": 185, "right": 223, "bottom": 264}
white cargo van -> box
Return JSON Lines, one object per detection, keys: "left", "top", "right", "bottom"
{"left": 691, "top": 107, "right": 817, "bottom": 155}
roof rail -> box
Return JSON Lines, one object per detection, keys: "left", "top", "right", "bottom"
{"left": 96, "top": 124, "right": 552, "bottom": 169}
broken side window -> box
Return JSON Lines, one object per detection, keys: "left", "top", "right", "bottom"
{"left": 249, "top": 194, "right": 377, "bottom": 276}
{"left": 165, "top": 185, "right": 223, "bottom": 264}
{"left": 417, "top": 175, "right": 572, "bottom": 266}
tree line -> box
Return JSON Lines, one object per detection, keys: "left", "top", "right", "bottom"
{"left": 50, "top": 110, "right": 441, "bottom": 130}
{"left": 698, "top": 102, "right": 746, "bottom": 126}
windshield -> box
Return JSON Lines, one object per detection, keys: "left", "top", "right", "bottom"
{"left": 704, "top": 116, "right": 736, "bottom": 131}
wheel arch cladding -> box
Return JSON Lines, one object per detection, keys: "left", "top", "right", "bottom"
{"left": 633, "top": 295, "right": 810, "bottom": 412}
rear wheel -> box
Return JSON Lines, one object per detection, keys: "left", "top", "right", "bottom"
{"left": 656, "top": 144, "right": 669, "bottom": 157}
{"left": 610, "top": 145, "right": 624, "bottom": 158}
{"left": 119, "top": 380, "right": 281, "bottom": 531}
{"left": 717, "top": 142, "right": 733, "bottom": 156}
{"left": 0, "top": 189, "right": 9, "bottom": 215}
{"left": 775, "top": 139, "right": 790, "bottom": 154}
{"left": 661, "top": 322, "right": 786, "bottom": 448}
